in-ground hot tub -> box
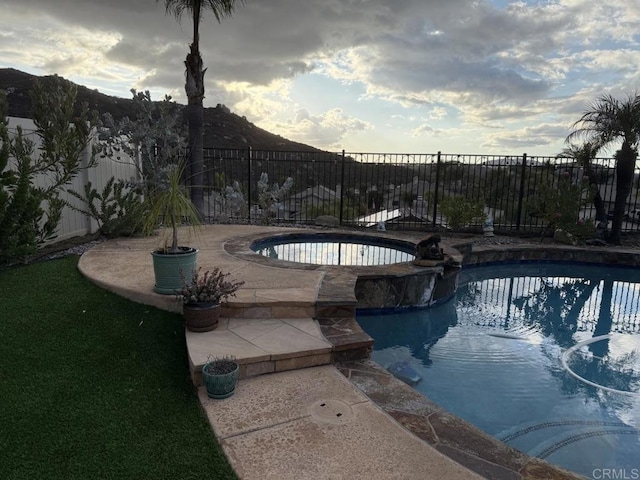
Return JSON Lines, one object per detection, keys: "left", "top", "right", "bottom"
{"left": 250, "top": 232, "right": 415, "bottom": 266}
{"left": 242, "top": 231, "right": 461, "bottom": 310}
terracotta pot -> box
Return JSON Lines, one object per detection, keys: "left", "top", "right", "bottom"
{"left": 183, "top": 302, "right": 220, "bottom": 332}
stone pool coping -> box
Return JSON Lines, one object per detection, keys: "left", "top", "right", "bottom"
{"left": 337, "top": 360, "right": 582, "bottom": 480}
{"left": 455, "top": 239, "right": 640, "bottom": 268}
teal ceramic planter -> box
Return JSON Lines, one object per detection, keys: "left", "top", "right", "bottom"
{"left": 151, "top": 247, "right": 198, "bottom": 295}
{"left": 202, "top": 359, "right": 240, "bottom": 399}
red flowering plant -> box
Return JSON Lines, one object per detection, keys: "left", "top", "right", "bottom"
{"left": 179, "top": 267, "right": 244, "bottom": 306}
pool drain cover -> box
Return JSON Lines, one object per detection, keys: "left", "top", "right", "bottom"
{"left": 309, "top": 399, "right": 354, "bottom": 425}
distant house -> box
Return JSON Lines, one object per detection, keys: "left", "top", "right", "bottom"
{"left": 386, "top": 176, "right": 432, "bottom": 210}
{"left": 357, "top": 206, "right": 443, "bottom": 228}
{"left": 283, "top": 184, "right": 340, "bottom": 220}
{"left": 357, "top": 208, "right": 403, "bottom": 227}
{"left": 482, "top": 157, "right": 520, "bottom": 167}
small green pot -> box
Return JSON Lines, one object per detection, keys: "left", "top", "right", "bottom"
{"left": 202, "top": 359, "right": 240, "bottom": 399}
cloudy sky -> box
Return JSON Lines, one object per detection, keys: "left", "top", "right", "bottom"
{"left": 1, "top": 0, "right": 639, "bottom": 155}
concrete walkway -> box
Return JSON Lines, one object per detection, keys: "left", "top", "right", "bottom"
{"left": 200, "top": 365, "right": 481, "bottom": 480}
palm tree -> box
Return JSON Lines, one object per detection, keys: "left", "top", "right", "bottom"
{"left": 158, "top": 0, "right": 244, "bottom": 217}
{"left": 567, "top": 93, "right": 640, "bottom": 244}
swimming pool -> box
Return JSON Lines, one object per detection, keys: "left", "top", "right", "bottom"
{"left": 358, "top": 263, "right": 640, "bottom": 478}
{"left": 251, "top": 233, "right": 415, "bottom": 266}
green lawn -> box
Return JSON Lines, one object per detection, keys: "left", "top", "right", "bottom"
{"left": 0, "top": 256, "right": 237, "bottom": 480}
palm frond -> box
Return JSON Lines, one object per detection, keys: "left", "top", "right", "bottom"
{"left": 567, "top": 92, "right": 640, "bottom": 152}
{"left": 557, "top": 141, "right": 599, "bottom": 163}
{"left": 158, "top": 0, "right": 243, "bottom": 23}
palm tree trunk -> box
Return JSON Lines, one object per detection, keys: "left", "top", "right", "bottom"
{"left": 185, "top": 43, "right": 205, "bottom": 219}
{"left": 582, "top": 163, "right": 607, "bottom": 223}
{"left": 610, "top": 143, "right": 637, "bottom": 244}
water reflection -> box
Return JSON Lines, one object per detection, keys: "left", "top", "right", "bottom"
{"left": 458, "top": 267, "right": 640, "bottom": 399}
{"left": 458, "top": 267, "right": 640, "bottom": 336}
{"left": 358, "top": 263, "right": 640, "bottom": 478}
{"left": 360, "top": 299, "right": 458, "bottom": 366}
{"left": 254, "top": 241, "right": 414, "bottom": 266}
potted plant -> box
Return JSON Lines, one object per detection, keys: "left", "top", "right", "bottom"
{"left": 202, "top": 355, "right": 240, "bottom": 399}
{"left": 143, "top": 161, "right": 202, "bottom": 294}
{"left": 179, "top": 267, "right": 244, "bottom": 332}
{"left": 97, "top": 91, "right": 198, "bottom": 294}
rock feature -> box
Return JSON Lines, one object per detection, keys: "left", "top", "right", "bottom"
{"left": 553, "top": 228, "right": 578, "bottom": 246}
{"left": 413, "top": 234, "right": 460, "bottom": 267}
{"left": 415, "top": 234, "right": 445, "bottom": 261}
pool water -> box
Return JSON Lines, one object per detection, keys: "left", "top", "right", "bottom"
{"left": 358, "top": 263, "right": 640, "bottom": 478}
{"left": 252, "top": 238, "right": 414, "bottom": 266}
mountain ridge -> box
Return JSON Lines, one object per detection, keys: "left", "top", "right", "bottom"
{"left": 0, "top": 67, "right": 321, "bottom": 152}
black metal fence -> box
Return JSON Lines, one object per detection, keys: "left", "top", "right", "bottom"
{"left": 199, "top": 148, "right": 639, "bottom": 234}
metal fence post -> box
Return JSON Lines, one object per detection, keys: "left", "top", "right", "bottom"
{"left": 247, "top": 146, "right": 252, "bottom": 222}
{"left": 516, "top": 153, "right": 527, "bottom": 230}
{"left": 432, "top": 151, "right": 442, "bottom": 227}
{"left": 339, "top": 150, "right": 346, "bottom": 226}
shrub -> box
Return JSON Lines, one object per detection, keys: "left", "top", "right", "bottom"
{"left": 66, "top": 177, "right": 147, "bottom": 238}
{"left": 0, "top": 79, "right": 96, "bottom": 265}
{"left": 256, "top": 173, "right": 293, "bottom": 225}
{"left": 439, "top": 195, "right": 486, "bottom": 230}
{"left": 528, "top": 170, "right": 595, "bottom": 239}
{"left": 223, "top": 181, "right": 248, "bottom": 218}
{"left": 305, "top": 198, "right": 364, "bottom": 222}
{"left": 97, "top": 90, "right": 186, "bottom": 196}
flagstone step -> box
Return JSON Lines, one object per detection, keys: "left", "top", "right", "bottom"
{"left": 186, "top": 316, "right": 372, "bottom": 386}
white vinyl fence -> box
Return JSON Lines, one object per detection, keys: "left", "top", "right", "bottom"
{"left": 7, "top": 116, "right": 140, "bottom": 243}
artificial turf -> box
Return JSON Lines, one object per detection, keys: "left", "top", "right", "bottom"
{"left": 0, "top": 256, "right": 237, "bottom": 480}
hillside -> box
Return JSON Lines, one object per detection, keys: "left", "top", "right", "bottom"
{"left": 0, "top": 68, "right": 320, "bottom": 152}
{"left": 0, "top": 68, "right": 424, "bottom": 206}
